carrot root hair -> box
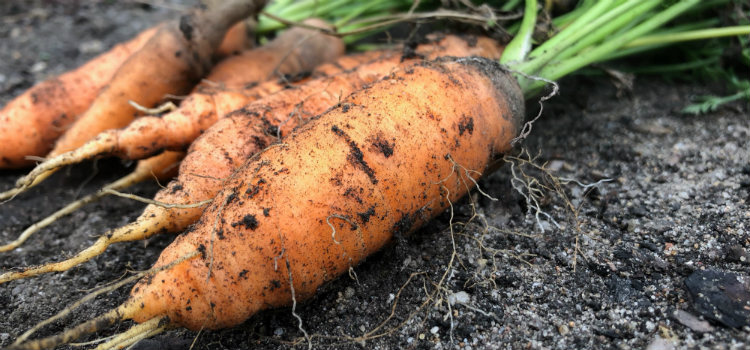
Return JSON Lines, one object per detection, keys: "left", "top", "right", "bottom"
{"left": 7, "top": 309, "right": 123, "bottom": 350}
{"left": 0, "top": 152, "right": 183, "bottom": 253}
{"left": 91, "top": 316, "right": 170, "bottom": 350}
{"left": 9, "top": 250, "right": 200, "bottom": 349}
{"left": 0, "top": 214, "right": 167, "bottom": 284}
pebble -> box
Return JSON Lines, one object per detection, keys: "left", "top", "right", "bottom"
{"left": 448, "top": 291, "right": 470, "bottom": 306}
{"left": 29, "top": 61, "right": 47, "bottom": 73}
{"left": 672, "top": 309, "right": 714, "bottom": 333}
{"left": 645, "top": 335, "right": 675, "bottom": 350}
{"left": 78, "top": 40, "right": 104, "bottom": 54}
{"left": 684, "top": 269, "right": 750, "bottom": 328}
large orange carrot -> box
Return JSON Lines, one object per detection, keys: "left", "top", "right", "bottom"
{"left": 0, "top": 35, "right": 503, "bottom": 284}
{"left": 0, "top": 25, "right": 159, "bottom": 169}
{"left": 9, "top": 56, "right": 523, "bottom": 349}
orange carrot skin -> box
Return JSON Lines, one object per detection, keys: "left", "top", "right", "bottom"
{"left": 110, "top": 22, "right": 346, "bottom": 160}
{"left": 144, "top": 35, "right": 506, "bottom": 232}
{"left": 0, "top": 26, "right": 159, "bottom": 169}
{"left": 47, "top": 24, "right": 208, "bottom": 158}
{"left": 215, "top": 20, "right": 255, "bottom": 58}
{"left": 47, "top": 0, "right": 264, "bottom": 158}
{"left": 127, "top": 57, "right": 524, "bottom": 330}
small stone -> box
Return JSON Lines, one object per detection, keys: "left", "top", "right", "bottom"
{"left": 78, "top": 40, "right": 104, "bottom": 54}
{"left": 30, "top": 61, "right": 47, "bottom": 73}
{"left": 448, "top": 291, "right": 470, "bottom": 306}
{"left": 274, "top": 328, "right": 284, "bottom": 336}
{"left": 557, "top": 324, "right": 570, "bottom": 335}
{"left": 684, "top": 269, "right": 750, "bottom": 328}
{"left": 344, "top": 287, "right": 355, "bottom": 299}
{"left": 430, "top": 326, "right": 439, "bottom": 334}
{"left": 548, "top": 160, "right": 565, "bottom": 172}
{"left": 646, "top": 335, "right": 675, "bottom": 350}
{"left": 672, "top": 309, "right": 714, "bottom": 333}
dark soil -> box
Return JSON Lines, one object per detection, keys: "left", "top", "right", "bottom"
{"left": 1, "top": 2, "right": 749, "bottom": 350}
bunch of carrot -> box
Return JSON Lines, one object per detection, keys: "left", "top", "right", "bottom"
{"left": 1, "top": 0, "right": 749, "bottom": 349}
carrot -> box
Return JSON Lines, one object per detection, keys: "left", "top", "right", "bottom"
{"left": 0, "top": 25, "right": 159, "bottom": 169}
{"left": 0, "top": 35, "right": 504, "bottom": 284}
{"left": 215, "top": 19, "right": 256, "bottom": 58}
{"left": 0, "top": 0, "right": 266, "bottom": 199}
{"left": 0, "top": 16, "right": 259, "bottom": 171}
{"left": 8, "top": 56, "right": 524, "bottom": 350}
{"left": 1, "top": 19, "right": 345, "bottom": 200}
{"left": 6, "top": 34, "right": 499, "bottom": 198}
{"left": 0, "top": 20, "right": 345, "bottom": 253}
{"left": 46, "top": 0, "right": 264, "bottom": 157}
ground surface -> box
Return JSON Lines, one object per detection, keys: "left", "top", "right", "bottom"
{"left": 1, "top": 1, "right": 749, "bottom": 350}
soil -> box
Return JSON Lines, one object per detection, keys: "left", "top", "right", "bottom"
{"left": 1, "top": 2, "right": 748, "bottom": 350}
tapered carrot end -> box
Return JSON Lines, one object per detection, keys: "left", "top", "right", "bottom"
{"left": 0, "top": 131, "right": 120, "bottom": 202}
{"left": 7, "top": 307, "right": 125, "bottom": 350}
{"left": 0, "top": 213, "right": 171, "bottom": 284}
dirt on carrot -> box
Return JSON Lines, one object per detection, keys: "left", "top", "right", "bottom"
{"left": 0, "top": 34, "right": 506, "bottom": 286}
{"left": 8, "top": 57, "right": 523, "bottom": 350}
{"left": 45, "top": 0, "right": 266, "bottom": 160}
{"left": 2, "top": 3, "right": 748, "bottom": 350}
{"left": 0, "top": 24, "right": 158, "bottom": 169}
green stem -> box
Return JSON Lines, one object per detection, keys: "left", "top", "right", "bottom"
{"left": 624, "top": 25, "right": 750, "bottom": 48}
{"left": 525, "top": 0, "right": 701, "bottom": 95}
{"left": 551, "top": 0, "right": 597, "bottom": 29}
{"left": 546, "top": 0, "right": 661, "bottom": 69}
{"left": 500, "top": 0, "right": 538, "bottom": 65}
{"left": 513, "top": 0, "right": 620, "bottom": 76}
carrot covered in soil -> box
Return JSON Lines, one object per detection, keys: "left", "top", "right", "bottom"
{"left": 0, "top": 18, "right": 257, "bottom": 171}
{"left": 0, "top": 35, "right": 503, "bottom": 283}
{"left": 7, "top": 0, "right": 750, "bottom": 348}
{"left": 1, "top": 19, "right": 345, "bottom": 200}
{"left": 9, "top": 56, "right": 524, "bottom": 350}
{"left": 0, "top": 20, "right": 345, "bottom": 253}
{"left": 0, "top": 25, "right": 159, "bottom": 170}
{"left": 0, "top": 0, "right": 267, "bottom": 200}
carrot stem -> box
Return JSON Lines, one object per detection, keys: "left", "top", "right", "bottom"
{"left": 519, "top": 0, "right": 703, "bottom": 95}
{"left": 500, "top": 0, "right": 538, "bottom": 65}
{"left": 624, "top": 25, "right": 750, "bottom": 48}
